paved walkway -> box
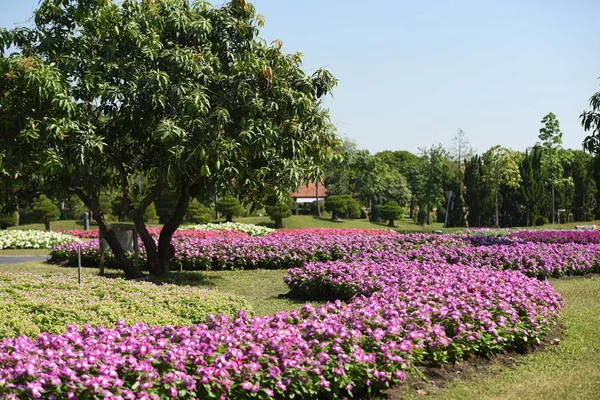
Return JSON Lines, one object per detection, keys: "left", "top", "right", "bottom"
{"left": 0, "top": 255, "right": 48, "bottom": 264}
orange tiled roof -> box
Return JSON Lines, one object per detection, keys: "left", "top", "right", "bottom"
{"left": 290, "top": 182, "right": 328, "bottom": 198}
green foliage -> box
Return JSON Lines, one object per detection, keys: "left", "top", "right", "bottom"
{"left": 482, "top": 146, "right": 522, "bottom": 227}
{"left": 216, "top": 197, "right": 245, "bottom": 222}
{"left": 581, "top": 85, "right": 600, "bottom": 157}
{"left": 0, "top": 273, "right": 251, "bottom": 339}
{"left": 186, "top": 200, "right": 212, "bottom": 224}
{"left": 32, "top": 195, "right": 60, "bottom": 230}
{"left": 144, "top": 202, "right": 157, "bottom": 222}
{"left": 418, "top": 145, "right": 450, "bottom": 224}
{"left": 380, "top": 201, "right": 404, "bottom": 227}
{"left": 324, "top": 194, "right": 360, "bottom": 221}
{"left": 464, "top": 155, "right": 493, "bottom": 227}
{"left": 266, "top": 197, "right": 293, "bottom": 228}
{"left": 1, "top": 0, "right": 339, "bottom": 276}
{"left": 155, "top": 192, "right": 178, "bottom": 224}
{"left": 0, "top": 213, "right": 16, "bottom": 230}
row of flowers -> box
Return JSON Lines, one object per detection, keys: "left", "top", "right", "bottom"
{"left": 49, "top": 232, "right": 600, "bottom": 279}
{"left": 0, "top": 230, "right": 79, "bottom": 250}
{"left": 0, "top": 257, "right": 562, "bottom": 399}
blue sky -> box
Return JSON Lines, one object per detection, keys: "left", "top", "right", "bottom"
{"left": 2, "top": 0, "right": 599, "bottom": 154}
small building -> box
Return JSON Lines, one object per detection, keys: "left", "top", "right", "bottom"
{"left": 290, "top": 181, "right": 328, "bottom": 215}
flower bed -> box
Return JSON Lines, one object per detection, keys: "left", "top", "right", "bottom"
{"left": 0, "top": 257, "right": 563, "bottom": 399}
{"left": 190, "top": 222, "right": 275, "bottom": 236}
{"left": 0, "top": 230, "right": 79, "bottom": 250}
{"left": 0, "top": 273, "right": 251, "bottom": 339}
{"left": 509, "top": 230, "right": 600, "bottom": 244}
{"left": 266, "top": 228, "right": 397, "bottom": 236}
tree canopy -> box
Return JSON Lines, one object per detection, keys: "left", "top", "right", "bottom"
{"left": 0, "top": 0, "right": 339, "bottom": 277}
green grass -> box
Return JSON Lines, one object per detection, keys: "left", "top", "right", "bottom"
{"left": 0, "top": 248, "right": 50, "bottom": 256}
{"left": 402, "top": 277, "right": 600, "bottom": 400}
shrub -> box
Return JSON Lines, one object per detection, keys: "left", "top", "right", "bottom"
{"left": 0, "top": 230, "right": 79, "bottom": 249}
{"left": 32, "top": 195, "right": 60, "bottom": 230}
{"left": 325, "top": 194, "right": 361, "bottom": 221}
{"left": 380, "top": 201, "right": 404, "bottom": 227}
{"left": 266, "top": 197, "right": 293, "bottom": 228}
{"left": 189, "top": 222, "right": 274, "bottom": 236}
{"left": 144, "top": 202, "right": 158, "bottom": 222}
{"left": 0, "top": 272, "right": 252, "bottom": 339}
{"left": 0, "top": 212, "right": 17, "bottom": 229}
{"left": 186, "top": 199, "right": 212, "bottom": 224}
{"left": 216, "top": 196, "right": 245, "bottom": 222}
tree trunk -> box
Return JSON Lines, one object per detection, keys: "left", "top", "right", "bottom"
{"left": 14, "top": 195, "right": 19, "bottom": 226}
{"left": 274, "top": 217, "right": 283, "bottom": 229}
{"left": 154, "top": 188, "right": 192, "bottom": 276}
{"left": 495, "top": 187, "right": 500, "bottom": 228}
{"left": 226, "top": 214, "right": 232, "bottom": 222}
{"left": 388, "top": 219, "right": 395, "bottom": 227}
{"left": 92, "top": 206, "right": 144, "bottom": 279}
{"left": 316, "top": 182, "right": 321, "bottom": 217}
{"left": 426, "top": 205, "right": 431, "bottom": 225}
{"left": 45, "top": 222, "right": 51, "bottom": 231}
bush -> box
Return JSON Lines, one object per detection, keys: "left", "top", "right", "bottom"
{"left": 380, "top": 201, "right": 404, "bottom": 227}
{"left": 266, "top": 198, "right": 293, "bottom": 228}
{"left": 325, "top": 195, "right": 361, "bottom": 221}
{"left": 144, "top": 202, "right": 158, "bottom": 222}
{"left": 190, "top": 222, "right": 274, "bottom": 236}
{"left": 187, "top": 199, "right": 212, "bottom": 224}
{"left": 436, "top": 205, "right": 446, "bottom": 223}
{"left": 32, "top": 195, "right": 61, "bottom": 230}
{"left": 0, "top": 272, "right": 252, "bottom": 339}
{"left": 0, "top": 213, "right": 17, "bottom": 229}
{"left": 216, "top": 196, "right": 245, "bottom": 222}
{"left": 534, "top": 215, "right": 549, "bottom": 226}
{"left": 310, "top": 200, "right": 325, "bottom": 215}
{"left": 0, "top": 230, "right": 79, "bottom": 249}
{"left": 369, "top": 204, "right": 382, "bottom": 222}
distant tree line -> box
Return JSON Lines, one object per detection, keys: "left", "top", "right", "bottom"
{"left": 323, "top": 113, "right": 600, "bottom": 228}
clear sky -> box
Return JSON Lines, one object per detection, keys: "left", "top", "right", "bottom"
{"left": 2, "top": 0, "right": 599, "bottom": 155}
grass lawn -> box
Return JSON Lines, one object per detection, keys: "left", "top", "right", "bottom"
{"left": 0, "top": 248, "right": 50, "bottom": 256}
{"left": 1, "top": 261, "right": 598, "bottom": 399}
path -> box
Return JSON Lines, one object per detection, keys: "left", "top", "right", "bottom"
{"left": 0, "top": 255, "right": 48, "bottom": 264}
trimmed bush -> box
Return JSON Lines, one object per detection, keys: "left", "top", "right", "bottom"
{"left": 0, "top": 272, "right": 252, "bottom": 339}
{"left": 380, "top": 201, "right": 404, "bottom": 227}
{"left": 186, "top": 199, "right": 212, "bottom": 224}
{"left": 32, "top": 195, "right": 60, "bottom": 230}
{"left": 266, "top": 197, "right": 293, "bottom": 228}
{"left": 216, "top": 196, "right": 245, "bottom": 222}
{"left": 0, "top": 213, "right": 17, "bottom": 229}
{"left": 325, "top": 194, "right": 361, "bottom": 221}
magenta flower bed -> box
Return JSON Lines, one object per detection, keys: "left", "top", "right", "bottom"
{"left": 266, "top": 228, "right": 397, "bottom": 236}
{"left": 509, "top": 230, "right": 600, "bottom": 244}
{"left": 0, "top": 260, "right": 562, "bottom": 399}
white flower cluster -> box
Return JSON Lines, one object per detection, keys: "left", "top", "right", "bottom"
{"left": 0, "top": 230, "right": 80, "bottom": 250}
{"left": 189, "top": 222, "right": 275, "bottom": 237}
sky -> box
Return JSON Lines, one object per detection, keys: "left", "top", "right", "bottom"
{"left": 2, "top": 0, "right": 599, "bottom": 155}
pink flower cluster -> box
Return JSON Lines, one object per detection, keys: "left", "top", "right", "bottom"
{"left": 267, "top": 228, "right": 397, "bottom": 237}
{"left": 2, "top": 239, "right": 564, "bottom": 399}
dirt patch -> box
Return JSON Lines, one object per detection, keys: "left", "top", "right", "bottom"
{"left": 382, "top": 323, "right": 565, "bottom": 399}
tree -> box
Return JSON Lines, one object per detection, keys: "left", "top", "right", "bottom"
{"left": 418, "top": 145, "right": 450, "bottom": 224}
{"left": 520, "top": 147, "right": 548, "bottom": 226}
{"left": 266, "top": 196, "right": 293, "bottom": 228}
{"left": 1, "top": 0, "right": 338, "bottom": 277}
{"left": 538, "top": 112, "right": 573, "bottom": 223}
{"left": 482, "top": 146, "right": 522, "bottom": 228}
{"left": 581, "top": 83, "right": 600, "bottom": 157}
{"left": 186, "top": 200, "right": 212, "bottom": 224}
{"left": 216, "top": 197, "right": 245, "bottom": 222}
{"left": 567, "top": 150, "right": 597, "bottom": 221}
{"left": 380, "top": 201, "right": 404, "bottom": 227}
{"left": 0, "top": 213, "right": 16, "bottom": 230}
{"left": 32, "top": 195, "right": 60, "bottom": 230}
{"left": 464, "top": 155, "right": 492, "bottom": 227}
{"left": 324, "top": 194, "right": 360, "bottom": 221}
{"left": 449, "top": 129, "right": 473, "bottom": 181}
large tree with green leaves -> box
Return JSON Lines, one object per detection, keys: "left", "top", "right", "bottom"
{"left": 1, "top": 0, "right": 338, "bottom": 277}
{"left": 482, "top": 145, "right": 522, "bottom": 228}
{"left": 418, "top": 145, "right": 450, "bottom": 224}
